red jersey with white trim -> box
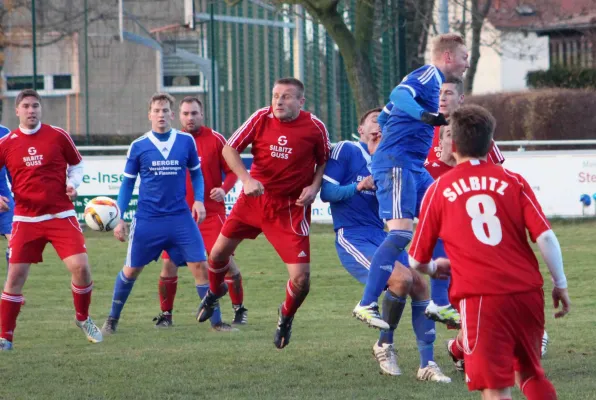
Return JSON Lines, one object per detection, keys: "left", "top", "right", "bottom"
{"left": 228, "top": 107, "right": 331, "bottom": 198}
{"left": 409, "top": 160, "right": 551, "bottom": 303}
{"left": 427, "top": 126, "right": 505, "bottom": 165}
{"left": 184, "top": 126, "right": 237, "bottom": 215}
{"left": 424, "top": 160, "right": 453, "bottom": 180}
{"left": 0, "top": 123, "right": 82, "bottom": 220}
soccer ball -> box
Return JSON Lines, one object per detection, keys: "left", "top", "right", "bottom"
{"left": 84, "top": 196, "right": 120, "bottom": 232}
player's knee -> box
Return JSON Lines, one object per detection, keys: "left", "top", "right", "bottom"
{"left": 161, "top": 259, "right": 178, "bottom": 277}
{"left": 409, "top": 269, "right": 429, "bottom": 300}
{"left": 291, "top": 272, "right": 310, "bottom": 295}
{"left": 123, "top": 266, "right": 143, "bottom": 280}
{"left": 387, "top": 264, "right": 413, "bottom": 296}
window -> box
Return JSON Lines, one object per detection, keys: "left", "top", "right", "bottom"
{"left": 161, "top": 39, "right": 208, "bottom": 93}
{"left": 4, "top": 74, "right": 75, "bottom": 96}
{"left": 53, "top": 75, "right": 72, "bottom": 90}
{"left": 6, "top": 75, "right": 45, "bottom": 91}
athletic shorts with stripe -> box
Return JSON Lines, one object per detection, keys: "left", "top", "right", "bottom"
{"left": 460, "top": 289, "right": 546, "bottom": 391}
{"left": 9, "top": 216, "right": 86, "bottom": 263}
{"left": 126, "top": 212, "right": 207, "bottom": 268}
{"left": 334, "top": 226, "right": 410, "bottom": 284}
{"left": 221, "top": 192, "right": 310, "bottom": 264}
{"left": 373, "top": 166, "right": 434, "bottom": 220}
{"left": 162, "top": 213, "right": 227, "bottom": 261}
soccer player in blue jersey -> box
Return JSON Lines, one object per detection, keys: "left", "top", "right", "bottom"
{"left": 321, "top": 109, "right": 450, "bottom": 382}
{"left": 353, "top": 33, "right": 469, "bottom": 330}
{"left": 101, "top": 93, "right": 208, "bottom": 334}
{"left": 0, "top": 124, "right": 14, "bottom": 268}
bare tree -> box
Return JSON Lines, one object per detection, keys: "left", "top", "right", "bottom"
{"left": 465, "top": 0, "right": 491, "bottom": 93}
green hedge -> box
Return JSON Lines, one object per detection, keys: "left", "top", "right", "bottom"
{"left": 527, "top": 67, "right": 596, "bottom": 89}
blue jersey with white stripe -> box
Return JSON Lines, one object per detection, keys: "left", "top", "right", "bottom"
{"left": 0, "top": 125, "right": 12, "bottom": 199}
{"left": 373, "top": 64, "right": 444, "bottom": 171}
{"left": 124, "top": 129, "right": 201, "bottom": 218}
{"left": 323, "top": 141, "right": 384, "bottom": 231}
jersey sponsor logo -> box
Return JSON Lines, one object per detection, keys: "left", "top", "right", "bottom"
{"left": 23, "top": 147, "right": 43, "bottom": 167}
{"left": 443, "top": 176, "right": 509, "bottom": 202}
{"left": 269, "top": 135, "right": 293, "bottom": 160}
{"left": 150, "top": 159, "right": 182, "bottom": 176}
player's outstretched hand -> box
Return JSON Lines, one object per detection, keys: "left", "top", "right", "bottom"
{"left": 357, "top": 175, "right": 376, "bottom": 191}
{"left": 552, "top": 287, "right": 571, "bottom": 318}
{"left": 296, "top": 184, "right": 319, "bottom": 207}
{"left": 192, "top": 201, "right": 207, "bottom": 224}
{"left": 114, "top": 220, "right": 127, "bottom": 242}
{"left": 243, "top": 177, "right": 265, "bottom": 197}
{"left": 210, "top": 187, "right": 226, "bottom": 203}
{"left": 66, "top": 184, "right": 78, "bottom": 201}
{"left": 0, "top": 196, "right": 10, "bottom": 212}
{"left": 431, "top": 257, "right": 451, "bottom": 280}
{"left": 421, "top": 112, "right": 449, "bottom": 126}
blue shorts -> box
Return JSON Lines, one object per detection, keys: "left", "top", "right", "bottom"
{"left": 125, "top": 213, "right": 207, "bottom": 268}
{"left": 0, "top": 197, "right": 14, "bottom": 235}
{"left": 373, "top": 167, "right": 434, "bottom": 220}
{"left": 335, "top": 227, "right": 409, "bottom": 284}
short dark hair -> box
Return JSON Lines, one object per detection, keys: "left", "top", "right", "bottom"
{"left": 148, "top": 92, "right": 175, "bottom": 111}
{"left": 273, "top": 77, "right": 305, "bottom": 97}
{"left": 451, "top": 105, "right": 495, "bottom": 158}
{"left": 15, "top": 89, "right": 41, "bottom": 107}
{"left": 443, "top": 77, "right": 464, "bottom": 96}
{"left": 179, "top": 96, "right": 203, "bottom": 109}
{"left": 359, "top": 107, "right": 382, "bottom": 126}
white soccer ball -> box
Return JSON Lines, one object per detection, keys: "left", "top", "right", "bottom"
{"left": 84, "top": 196, "right": 120, "bottom": 232}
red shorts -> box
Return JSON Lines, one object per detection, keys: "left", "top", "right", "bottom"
{"left": 221, "top": 193, "right": 310, "bottom": 264}
{"left": 9, "top": 217, "right": 87, "bottom": 264}
{"left": 162, "top": 213, "right": 226, "bottom": 260}
{"left": 459, "top": 289, "right": 545, "bottom": 392}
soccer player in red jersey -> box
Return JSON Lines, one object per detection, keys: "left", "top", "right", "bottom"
{"left": 156, "top": 97, "right": 246, "bottom": 331}
{"left": 409, "top": 104, "right": 570, "bottom": 400}
{"left": 0, "top": 89, "right": 102, "bottom": 350}
{"left": 196, "top": 77, "right": 331, "bottom": 349}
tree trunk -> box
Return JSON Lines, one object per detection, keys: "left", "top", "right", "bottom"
{"left": 404, "top": 0, "right": 435, "bottom": 71}
{"left": 465, "top": 0, "right": 492, "bottom": 93}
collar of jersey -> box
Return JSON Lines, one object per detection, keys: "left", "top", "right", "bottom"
{"left": 19, "top": 122, "right": 42, "bottom": 135}
{"left": 147, "top": 129, "right": 178, "bottom": 159}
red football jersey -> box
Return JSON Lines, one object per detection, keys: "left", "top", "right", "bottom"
{"left": 424, "top": 160, "right": 453, "bottom": 180}
{"left": 228, "top": 107, "right": 331, "bottom": 198}
{"left": 183, "top": 126, "right": 237, "bottom": 215}
{"left": 427, "top": 126, "right": 505, "bottom": 165}
{"left": 0, "top": 124, "right": 82, "bottom": 221}
{"left": 409, "top": 160, "right": 551, "bottom": 303}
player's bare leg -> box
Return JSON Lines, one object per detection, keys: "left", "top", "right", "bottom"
{"left": 409, "top": 269, "right": 451, "bottom": 383}
{"left": 0, "top": 263, "right": 29, "bottom": 349}
{"left": 63, "top": 253, "right": 102, "bottom": 343}
{"left": 355, "top": 218, "right": 413, "bottom": 329}
{"left": 154, "top": 259, "right": 178, "bottom": 327}
{"left": 481, "top": 388, "right": 512, "bottom": 400}
{"left": 197, "top": 234, "right": 242, "bottom": 322}
{"left": 225, "top": 257, "right": 248, "bottom": 325}
{"left": 273, "top": 262, "right": 310, "bottom": 349}
{"left": 102, "top": 265, "right": 145, "bottom": 335}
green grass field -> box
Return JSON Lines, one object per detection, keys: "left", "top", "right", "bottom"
{"left": 0, "top": 221, "right": 593, "bottom": 400}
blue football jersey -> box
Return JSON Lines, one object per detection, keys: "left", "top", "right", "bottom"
{"left": 373, "top": 64, "right": 444, "bottom": 171}
{"left": 323, "top": 141, "right": 384, "bottom": 231}
{"left": 0, "top": 125, "right": 13, "bottom": 198}
{"left": 124, "top": 129, "right": 201, "bottom": 218}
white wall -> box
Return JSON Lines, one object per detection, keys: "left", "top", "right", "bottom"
{"left": 499, "top": 31, "right": 549, "bottom": 92}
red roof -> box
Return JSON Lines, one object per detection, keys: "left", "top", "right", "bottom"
{"left": 486, "top": 0, "right": 596, "bottom": 31}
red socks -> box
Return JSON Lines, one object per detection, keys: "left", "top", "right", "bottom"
{"left": 521, "top": 376, "right": 558, "bottom": 400}
{"left": 71, "top": 282, "right": 93, "bottom": 322}
{"left": 449, "top": 336, "right": 465, "bottom": 360}
{"left": 1, "top": 292, "right": 23, "bottom": 342}
{"left": 281, "top": 280, "right": 309, "bottom": 317}
{"left": 158, "top": 276, "right": 178, "bottom": 312}
{"left": 208, "top": 258, "right": 229, "bottom": 296}
{"left": 225, "top": 273, "right": 244, "bottom": 306}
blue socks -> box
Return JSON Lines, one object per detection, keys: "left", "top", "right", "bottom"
{"left": 109, "top": 270, "right": 137, "bottom": 319}
{"left": 411, "top": 299, "right": 436, "bottom": 368}
{"left": 361, "top": 230, "right": 412, "bottom": 306}
{"left": 196, "top": 283, "right": 222, "bottom": 326}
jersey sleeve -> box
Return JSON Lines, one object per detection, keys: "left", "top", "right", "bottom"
{"left": 311, "top": 115, "right": 331, "bottom": 165}
{"left": 518, "top": 174, "right": 551, "bottom": 242}
{"left": 378, "top": 102, "right": 393, "bottom": 130}
{"left": 55, "top": 126, "right": 83, "bottom": 166}
{"left": 396, "top": 65, "right": 438, "bottom": 100}
{"left": 123, "top": 142, "right": 141, "bottom": 178}
{"left": 215, "top": 134, "right": 238, "bottom": 193}
{"left": 322, "top": 142, "right": 353, "bottom": 185}
{"left": 227, "top": 107, "right": 270, "bottom": 153}
{"left": 487, "top": 140, "right": 505, "bottom": 165}
{"left": 408, "top": 181, "right": 442, "bottom": 263}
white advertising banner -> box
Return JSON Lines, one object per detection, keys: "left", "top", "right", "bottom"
{"left": 78, "top": 150, "right": 596, "bottom": 221}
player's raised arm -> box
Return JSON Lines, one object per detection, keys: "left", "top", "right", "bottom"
{"left": 114, "top": 140, "right": 141, "bottom": 242}
{"left": 187, "top": 136, "right": 206, "bottom": 224}
{"left": 377, "top": 101, "right": 393, "bottom": 131}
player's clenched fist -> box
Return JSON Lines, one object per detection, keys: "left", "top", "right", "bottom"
{"left": 0, "top": 196, "right": 10, "bottom": 212}
{"left": 431, "top": 257, "right": 451, "bottom": 280}
{"left": 357, "top": 175, "right": 376, "bottom": 191}
{"left": 243, "top": 177, "right": 264, "bottom": 197}
{"left": 192, "top": 201, "right": 207, "bottom": 224}
{"left": 552, "top": 287, "right": 571, "bottom": 318}
{"left": 113, "top": 219, "right": 127, "bottom": 242}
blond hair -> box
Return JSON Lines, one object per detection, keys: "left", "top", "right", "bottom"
{"left": 148, "top": 93, "right": 176, "bottom": 111}
{"left": 431, "top": 33, "right": 465, "bottom": 58}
